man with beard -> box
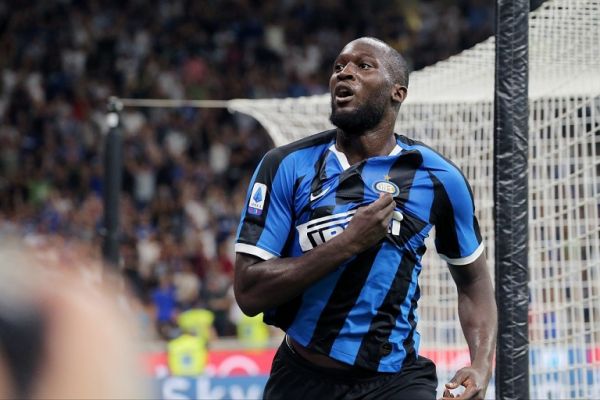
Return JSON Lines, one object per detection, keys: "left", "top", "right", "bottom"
{"left": 234, "top": 37, "right": 496, "bottom": 400}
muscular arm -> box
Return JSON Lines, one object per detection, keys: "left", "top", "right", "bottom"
{"left": 234, "top": 194, "right": 395, "bottom": 316}
{"left": 443, "top": 253, "right": 497, "bottom": 400}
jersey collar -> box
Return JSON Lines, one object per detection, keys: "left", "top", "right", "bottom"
{"left": 328, "top": 143, "right": 402, "bottom": 171}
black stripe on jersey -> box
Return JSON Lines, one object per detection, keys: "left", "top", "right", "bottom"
{"left": 264, "top": 193, "right": 307, "bottom": 331}
{"left": 428, "top": 171, "right": 460, "bottom": 259}
{"left": 397, "top": 134, "right": 477, "bottom": 210}
{"left": 336, "top": 163, "right": 366, "bottom": 204}
{"left": 354, "top": 252, "right": 418, "bottom": 370}
{"left": 473, "top": 215, "right": 483, "bottom": 244}
{"left": 401, "top": 283, "right": 419, "bottom": 365}
{"left": 396, "top": 134, "right": 418, "bottom": 147}
{"left": 239, "top": 130, "right": 335, "bottom": 245}
{"left": 264, "top": 188, "right": 304, "bottom": 331}
{"left": 308, "top": 244, "right": 382, "bottom": 355}
{"left": 264, "top": 295, "right": 303, "bottom": 331}
{"left": 298, "top": 150, "right": 330, "bottom": 216}
{"left": 309, "top": 205, "right": 335, "bottom": 221}
{"left": 292, "top": 175, "right": 305, "bottom": 221}
{"left": 387, "top": 211, "right": 429, "bottom": 249}
{"left": 310, "top": 149, "right": 330, "bottom": 195}
{"left": 388, "top": 150, "right": 423, "bottom": 209}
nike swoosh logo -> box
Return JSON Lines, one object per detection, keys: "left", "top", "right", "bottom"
{"left": 310, "top": 186, "right": 332, "bottom": 202}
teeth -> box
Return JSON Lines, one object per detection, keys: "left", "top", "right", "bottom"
{"left": 335, "top": 86, "right": 353, "bottom": 97}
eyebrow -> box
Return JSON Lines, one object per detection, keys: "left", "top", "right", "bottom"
{"left": 334, "top": 52, "right": 379, "bottom": 63}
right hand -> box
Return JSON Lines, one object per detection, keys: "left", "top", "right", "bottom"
{"left": 343, "top": 194, "right": 395, "bottom": 253}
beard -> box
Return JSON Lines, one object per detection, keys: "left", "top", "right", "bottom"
{"left": 329, "top": 92, "right": 388, "bottom": 134}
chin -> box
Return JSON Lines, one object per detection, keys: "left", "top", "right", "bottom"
{"left": 330, "top": 110, "right": 366, "bottom": 133}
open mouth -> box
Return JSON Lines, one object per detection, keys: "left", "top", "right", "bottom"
{"left": 334, "top": 85, "right": 354, "bottom": 104}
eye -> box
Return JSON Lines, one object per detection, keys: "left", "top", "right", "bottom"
{"left": 334, "top": 63, "right": 344, "bottom": 72}
{"left": 359, "top": 63, "right": 372, "bottom": 70}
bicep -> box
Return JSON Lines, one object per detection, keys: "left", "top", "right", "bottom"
{"left": 448, "top": 253, "right": 491, "bottom": 293}
{"left": 235, "top": 150, "right": 295, "bottom": 259}
{"left": 433, "top": 170, "right": 483, "bottom": 265}
{"left": 235, "top": 252, "right": 263, "bottom": 275}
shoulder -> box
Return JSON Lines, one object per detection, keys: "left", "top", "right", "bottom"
{"left": 266, "top": 129, "right": 336, "bottom": 161}
{"left": 261, "top": 129, "right": 336, "bottom": 172}
{"left": 254, "top": 129, "right": 335, "bottom": 186}
{"left": 396, "top": 134, "right": 467, "bottom": 183}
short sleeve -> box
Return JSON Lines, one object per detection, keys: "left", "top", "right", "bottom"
{"left": 235, "top": 149, "right": 295, "bottom": 260}
{"left": 431, "top": 168, "right": 484, "bottom": 266}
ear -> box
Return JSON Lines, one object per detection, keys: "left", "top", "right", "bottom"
{"left": 391, "top": 84, "right": 408, "bottom": 105}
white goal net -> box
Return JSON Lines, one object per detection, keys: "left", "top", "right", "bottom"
{"left": 228, "top": 0, "right": 600, "bottom": 398}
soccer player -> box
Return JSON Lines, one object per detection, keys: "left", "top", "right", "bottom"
{"left": 234, "top": 37, "right": 497, "bottom": 400}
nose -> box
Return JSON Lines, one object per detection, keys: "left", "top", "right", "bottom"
{"left": 337, "top": 63, "right": 356, "bottom": 81}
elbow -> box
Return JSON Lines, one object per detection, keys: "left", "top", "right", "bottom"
{"left": 234, "top": 288, "right": 262, "bottom": 317}
{"left": 238, "top": 300, "right": 261, "bottom": 317}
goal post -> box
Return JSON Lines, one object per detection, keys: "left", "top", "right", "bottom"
{"left": 494, "top": 0, "right": 529, "bottom": 399}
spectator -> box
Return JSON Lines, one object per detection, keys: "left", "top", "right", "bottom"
{"left": 151, "top": 273, "right": 178, "bottom": 340}
{"left": 173, "top": 260, "right": 202, "bottom": 310}
{"left": 0, "top": 0, "right": 494, "bottom": 340}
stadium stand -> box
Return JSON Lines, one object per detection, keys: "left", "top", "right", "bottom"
{"left": 0, "top": 0, "right": 494, "bottom": 340}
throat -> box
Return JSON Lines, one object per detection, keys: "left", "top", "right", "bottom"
{"left": 335, "top": 130, "right": 397, "bottom": 165}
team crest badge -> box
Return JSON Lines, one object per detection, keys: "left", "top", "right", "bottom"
{"left": 248, "top": 183, "right": 267, "bottom": 215}
{"left": 373, "top": 176, "right": 399, "bottom": 197}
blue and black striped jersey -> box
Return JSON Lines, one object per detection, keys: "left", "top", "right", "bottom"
{"left": 235, "top": 129, "right": 484, "bottom": 373}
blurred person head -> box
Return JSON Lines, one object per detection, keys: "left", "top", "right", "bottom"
{"left": 0, "top": 237, "right": 149, "bottom": 399}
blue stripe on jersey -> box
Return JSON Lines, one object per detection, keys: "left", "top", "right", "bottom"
{"left": 237, "top": 132, "right": 483, "bottom": 372}
{"left": 404, "top": 168, "right": 435, "bottom": 224}
{"left": 253, "top": 155, "right": 294, "bottom": 257}
{"left": 397, "top": 138, "right": 481, "bottom": 260}
{"left": 328, "top": 241, "right": 404, "bottom": 364}
{"left": 430, "top": 168, "right": 479, "bottom": 258}
{"left": 235, "top": 157, "right": 264, "bottom": 240}
{"left": 377, "top": 229, "right": 428, "bottom": 371}
{"left": 286, "top": 260, "right": 352, "bottom": 346}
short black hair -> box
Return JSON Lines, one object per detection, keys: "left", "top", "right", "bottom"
{"left": 358, "top": 37, "right": 409, "bottom": 88}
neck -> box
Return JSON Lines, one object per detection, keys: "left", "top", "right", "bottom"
{"left": 335, "top": 118, "right": 397, "bottom": 165}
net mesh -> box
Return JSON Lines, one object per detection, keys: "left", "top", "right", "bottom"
{"left": 228, "top": 0, "right": 600, "bottom": 398}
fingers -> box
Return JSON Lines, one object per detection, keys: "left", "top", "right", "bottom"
{"left": 368, "top": 193, "right": 394, "bottom": 210}
{"left": 379, "top": 197, "right": 395, "bottom": 224}
{"left": 445, "top": 381, "right": 460, "bottom": 390}
{"left": 369, "top": 194, "right": 395, "bottom": 221}
{"left": 441, "top": 381, "right": 459, "bottom": 400}
{"left": 441, "top": 388, "right": 455, "bottom": 399}
{"left": 441, "top": 370, "right": 482, "bottom": 400}
{"left": 446, "top": 369, "right": 467, "bottom": 390}
{"left": 456, "top": 385, "right": 478, "bottom": 399}
{"left": 441, "top": 386, "right": 478, "bottom": 400}
{"left": 441, "top": 372, "right": 463, "bottom": 400}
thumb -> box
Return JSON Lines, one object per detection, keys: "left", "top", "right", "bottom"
{"left": 446, "top": 370, "right": 466, "bottom": 389}
{"left": 445, "top": 381, "right": 459, "bottom": 389}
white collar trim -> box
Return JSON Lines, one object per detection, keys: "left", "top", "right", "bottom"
{"left": 328, "top": 144, "right": 351, "bottom": 170}
{"left": 328, "top": 143, "right": 402, "bottom": 170}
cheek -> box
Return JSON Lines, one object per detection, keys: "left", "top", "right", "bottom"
{"left": 328, "top": 75, "right": 336, "bottom": 91}
{"left": 368, "top": 82, "right": 391, "bottom": 102}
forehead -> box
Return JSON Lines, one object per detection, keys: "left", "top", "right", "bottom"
{"left": 336, "top": 40, "right": 388, "bottom": 61}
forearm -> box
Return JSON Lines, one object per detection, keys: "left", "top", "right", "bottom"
{"left": 235, "top": 193, "right": 395, "bottom": 316}
{"left": 235, "top": 232, "right": 360, "bottom": 316}
{"left": 457, "top": 278, "right": 497, "bottom": 377}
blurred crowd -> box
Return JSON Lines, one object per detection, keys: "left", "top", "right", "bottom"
{"left": 0, "top": 0, "right": 493, "bottom": 340}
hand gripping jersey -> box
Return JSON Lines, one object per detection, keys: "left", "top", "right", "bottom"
{"left": 235, "top": 130, "right": 484, "bottom": 372}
